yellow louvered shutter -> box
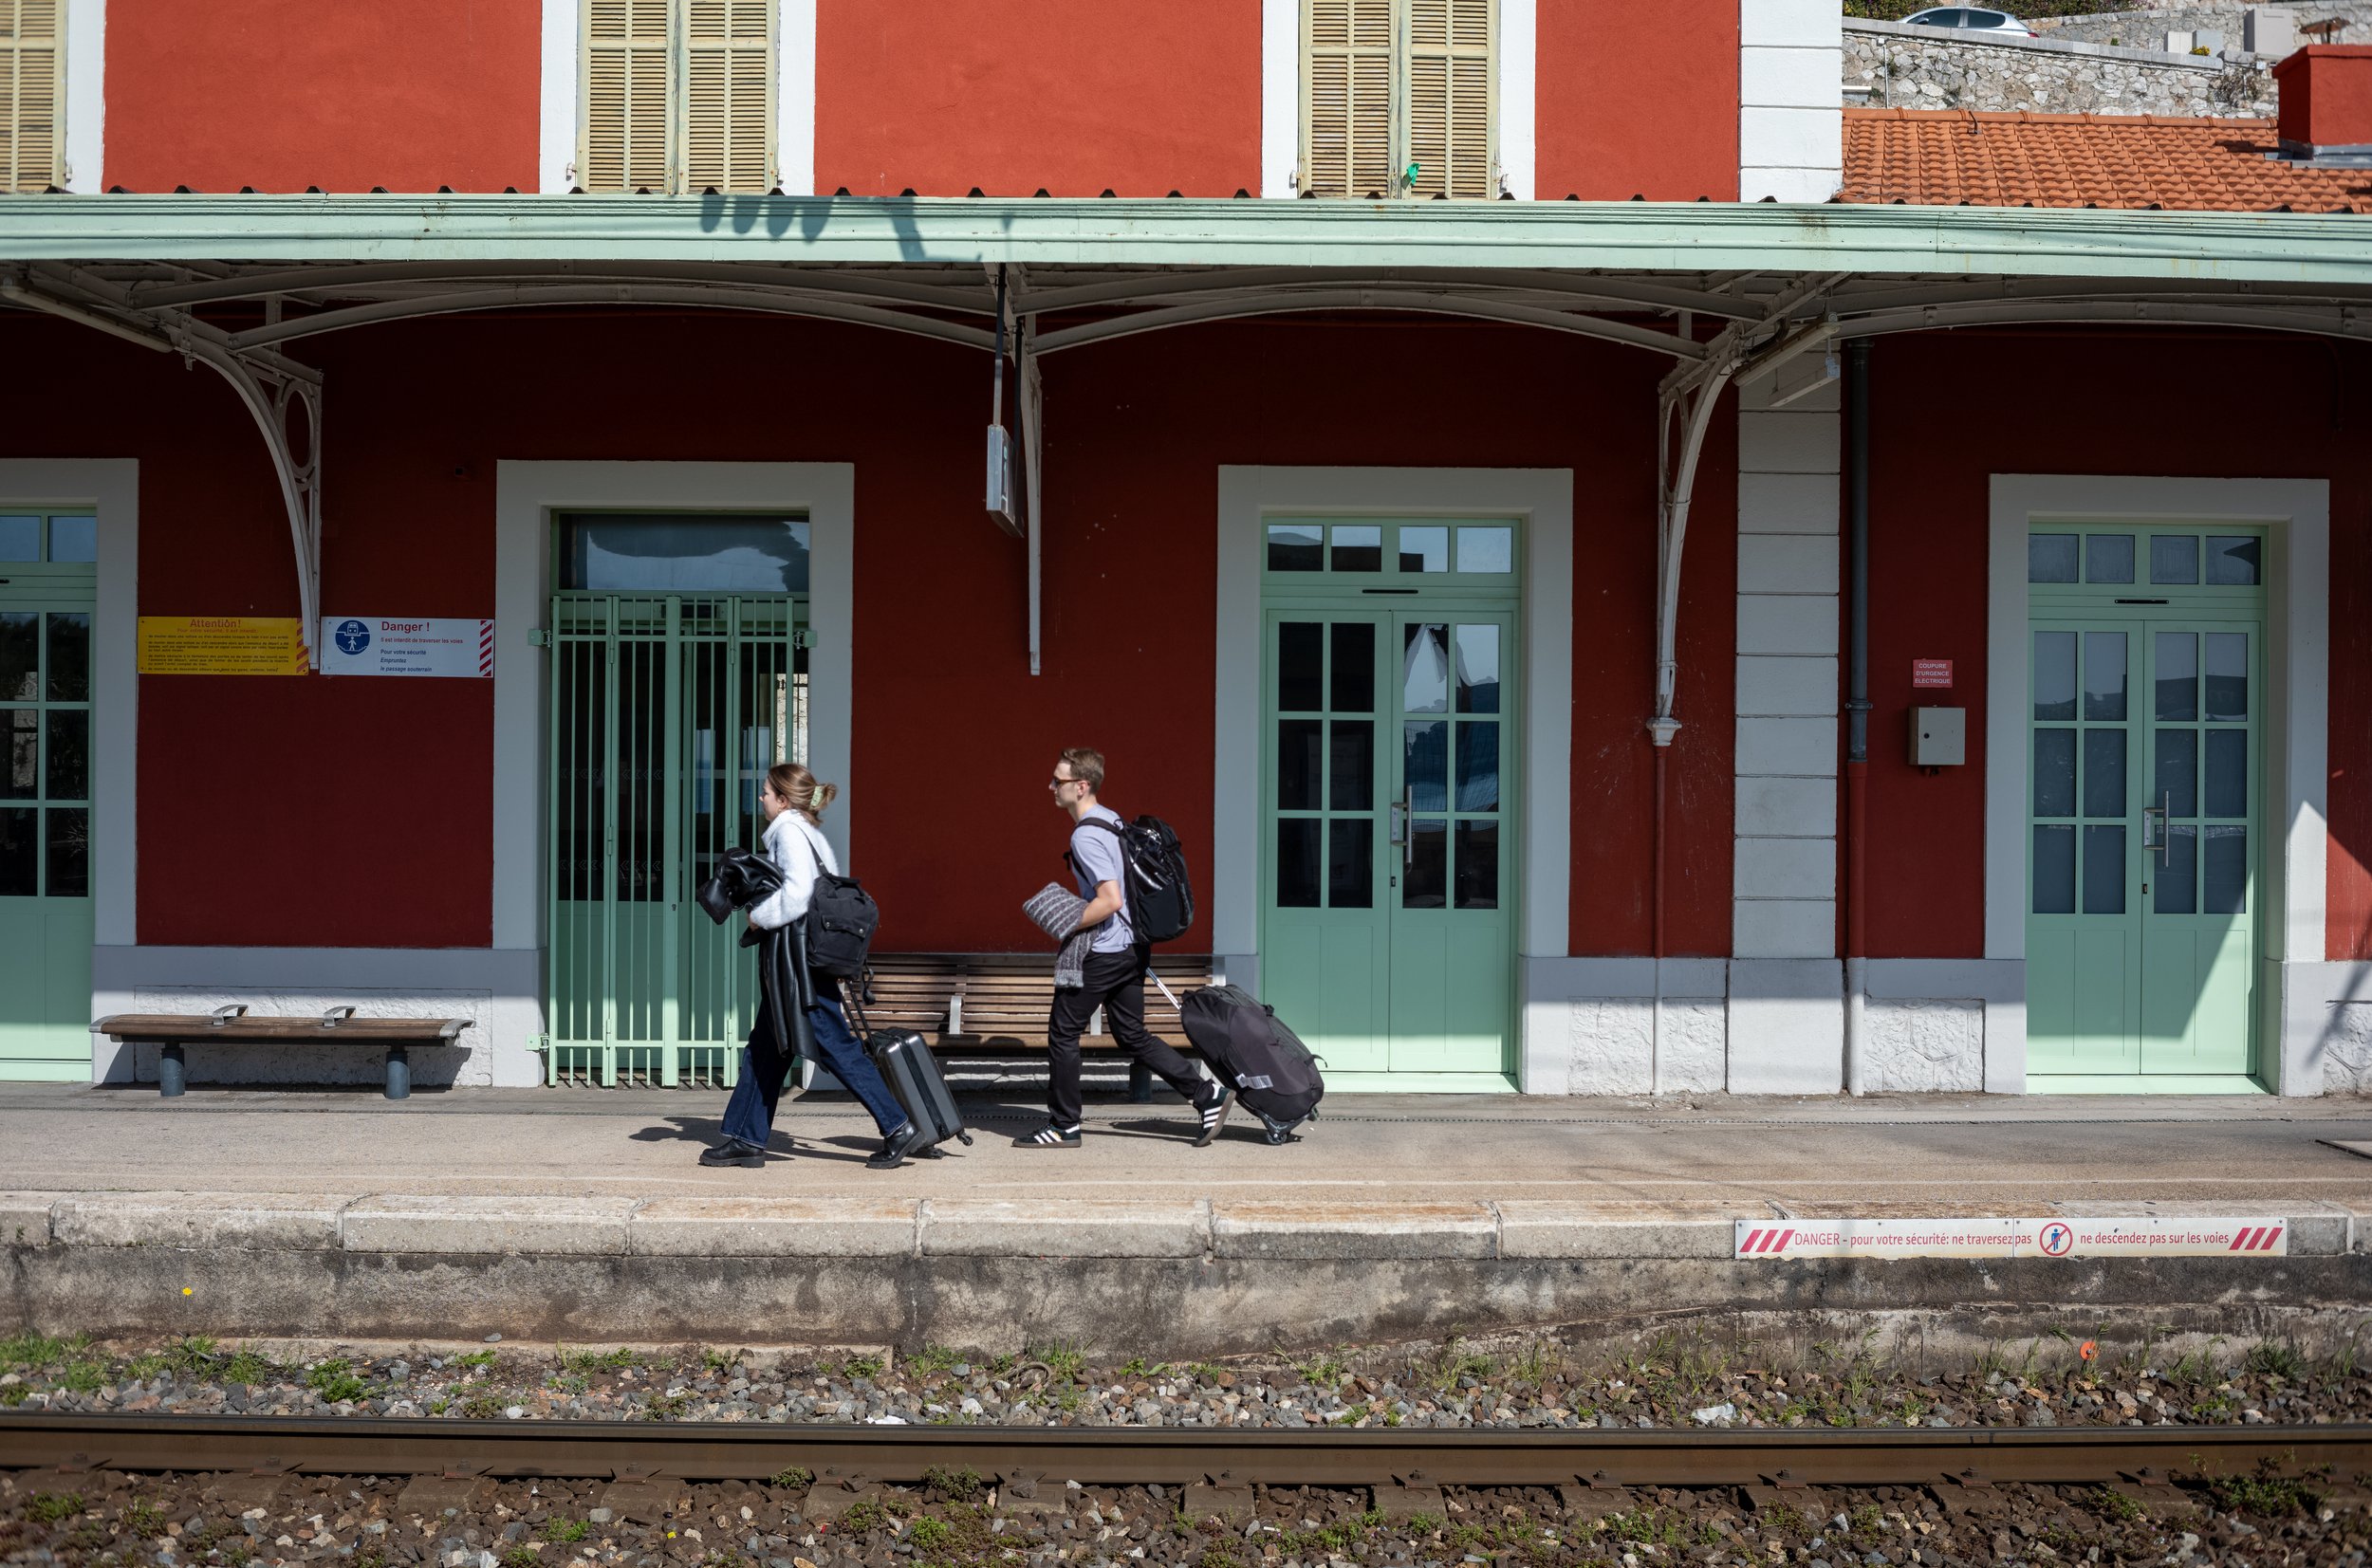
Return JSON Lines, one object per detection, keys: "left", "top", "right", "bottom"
{"left": 1406, "top": 0, "right": 1494, "bottom": 198}
{"left": 1303, "top": 0, "right": 1392, "bottom": 198}
{"left": 584, "top": 0, "right": 675, "bottom": 193}
{"left": 683, "top": 0, "right": 773, "bottom": 193}
{"left": 2, "top": 0, "right": 62, "bottom": 194}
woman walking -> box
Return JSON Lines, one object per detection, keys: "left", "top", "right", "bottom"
{"left": 705, "top": 762, "right": 928, "bottom": 1171}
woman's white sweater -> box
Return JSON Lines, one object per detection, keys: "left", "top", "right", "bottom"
{"left": 748, "top": 812, "right": 838, "bottom": 932}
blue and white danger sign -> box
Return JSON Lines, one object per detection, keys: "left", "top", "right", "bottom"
{"left": 317, "top": 617, "right": 494, "bottom": 678}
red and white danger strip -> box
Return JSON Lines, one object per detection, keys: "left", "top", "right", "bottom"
{"left": 1733, "top": 1217, "right": 2290, "bottom": 1261}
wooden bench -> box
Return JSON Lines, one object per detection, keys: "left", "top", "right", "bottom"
{"left": 852, "top": 952, "right": 1214, "bottom": 1100}
{"left": 91, "top": 1006, "right": 473, "bottom": 1099}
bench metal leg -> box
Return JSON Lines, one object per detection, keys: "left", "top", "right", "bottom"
{"left": 158, "top": 1042, "right": 186, "bottom": 1098}
{"left": 1128, "top": 1061, "right": 1153, "bottom": 1103}
{"left": 385, "top": 1046, "right": 410, "bottom": 1100}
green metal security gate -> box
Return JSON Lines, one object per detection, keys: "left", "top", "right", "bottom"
{"left": 545, "top": 594, "right": 804, "bottom": 1086}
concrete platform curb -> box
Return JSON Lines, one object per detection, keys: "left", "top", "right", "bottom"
{"left": 50, "top": 1191, "right": 346, "bottom": 1251}
{"left": 1210, "top": 1201, "right": 1498, "bottom": 1260}
{"left": 1496, "top": 1203, "right": 1751, "bottom": 1260}
{"left": 339, "top": 1195, "right": 639, "bottom": 1255}
{"left": 625, "top": 1197, "right": 919, "bottom": 1258}
{"left": 919, "top": 1198, "right": 1211, "bottom": 1258}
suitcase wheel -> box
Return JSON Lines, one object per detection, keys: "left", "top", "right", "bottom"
{"left": 1265, "top": 1123, "right": 1297, "bottom": 1146}
{"left": 955, "top": 1131, "right": 975, "bottom": 1146}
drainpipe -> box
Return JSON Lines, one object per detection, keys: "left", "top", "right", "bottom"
{"left": 1844, "top": 341, "right": 1872, "bottom": 1097}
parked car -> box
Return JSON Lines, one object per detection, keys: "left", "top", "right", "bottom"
{"left": 1899, "top": 7, "right": 2042, "bottom": 36}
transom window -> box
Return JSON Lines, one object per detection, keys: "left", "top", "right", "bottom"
{"left": 1264, "top": 517, "right": 1516, "bottom": 581}
{"left": 1302, "top": 0, "right": 1497, "bottom": 199}
{"left": 2028, "top": 527, "right": 2262, "bottom": 591}
{"left": 580, "top": 0, "right": 775, "bottom": 194}
{"left": 559, "top": 512, "right": 809, "bottom": 594}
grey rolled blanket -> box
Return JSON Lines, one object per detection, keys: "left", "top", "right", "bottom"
{"left": 1023, "top": 882, "right": 1093, "bottom": 988}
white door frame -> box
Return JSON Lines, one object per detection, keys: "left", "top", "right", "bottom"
{"left": 1985, "top": 474, "right": 2329, "bottom": 1094}
{"left": 1214, "top": 466, "right": 1573, "bottom": 1087}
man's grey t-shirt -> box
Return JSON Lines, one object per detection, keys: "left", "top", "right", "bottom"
{"left": 1069, "top": 805, "right": 1136, "bottom": 952}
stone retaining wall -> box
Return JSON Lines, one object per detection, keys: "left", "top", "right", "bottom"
{"left": 2032, "top": 6, "right": 2372, "bottom": 48}
{"left": 1845, "top": 17, "right": 2276, "bottom": 115}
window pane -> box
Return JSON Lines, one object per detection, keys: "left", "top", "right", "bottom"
{"left": 2205, "top": 729, "right": 2247, "bottom": 818}
{"left": 1455, "top": 526, "right": 1513, "bottom": 574}
{"left": 2204, "top": 632, "right": 2247, "bottom": 722}
{"left": 2084, "top": 728, "right": 2126, "bottom": 819}
{"left": 1457, "top": 722, "right": 1500, "bottom": 813}
{"left": 0, "top": 806, "right": 32, "bottom": 895}
{"left": 0, "top": 612, "right": 33, "bottom": 702}
{"left": 2083, "top": 824, "right": 2125, "bottom": 914}
{"left": 1405, "top": 720, "right": 1449, "bottom": 812}
{"left": 2, "top": 709, "right": 30, "bottom": 800}
{"left": 1278, "top": 622, "right": 1323, "bottom": 711}
{"left": 1403, "top": 818, "right": 1447, "bottom": 908}
{"left": 2085, "top": 533, "right": 2135, "bottom": 584}
{"left": 1277, "top": 720, "right": 1323, "bottom": 810}
{"left": 45, "top": 808, "right": 87, "bottom": 897}
{"left": 2033, "top": 729, "right": 2076, "bottom": 817}
{"left": 46, "top": 613, "right": 89, "bottom": 703}
{"left": 2150, "top": 534, "right": 2198, "bottom": 585}
{"left": 1268, "top": 524, "right": 1323, "bottom": 571}
{"left": 2205, "top": 535, "right": 2260, "bottom": 586}
{"left": 0, "top": 516, "right": 37, "bottom": 563}
{"left": 1402, "top": 623, "right": 1450, "bottom": 714}
{"left": 1455, "top": 624, "right": 1500, "bottom": 713}
{"left": 1276, "top": 819, "right": 1321, "bottom": 907}
{"left": 2084, "top": 631, "right": 2126, "bottom": 721}
{"left": 2157, "top": 823, "right": 2197, "bottom": 914}
{"left": 1329, "top": 720, "right": 1374, "bottom": 811}
{"left": 562, "top": 514, "right": 809, "bottom": 593}
{"left": 2204, "top": 824, "right": 2247, "bottom": 913}
{"left": 1328, "top": 819, "right": 1373, "bottom": 909}
{"left": 2029, "top": 534, "right": 2078, "bottom": 583}
{"left": 47, "top": 516, "right": 97, "bottom": 563}
{"left": 2155, "top": 633, "right": 2196, "bottom": 722}
{"left": 2033, "top": 631, "right": 2077, "bottom": 721}
{"left": 1398, "top": 526, "right": 1449, "bottom": 574}
{"left": 1455, "top": 820, "right": 1498, "bottom": 909}
{"left": 1330, "top": 622, "right": 1375, "bottom": 713}
{"left": 44, "top": 710, "right": 87, "bottom": 802}
{"left": 1330, "top": 526, "right": 1381, "bottom": 573}
{"left": 2032, "top": 824, "right": 2075, "bottom": 913}
{"left": 2155, "top": 729, "right": 2196, "bottom": 819}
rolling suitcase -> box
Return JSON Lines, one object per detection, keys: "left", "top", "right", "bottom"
{"left": 842, "top": 977, "right": 973, "bottom": 1154}
{"left": 1177, "top": 983, "right": 1323, "bottom": 1144}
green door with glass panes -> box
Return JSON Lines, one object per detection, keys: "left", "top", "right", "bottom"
{"left": 1259, "top": 516, "right": 1518, "bottom": 1089}
{"left": 1, "top": 510, "right": 97, "bottom": 1081}
{"left": 544, "top": 512, "right": 811, "bottom": 1089}
{"left": 2025, "top": 526, "right": 2265, "bottom": 1089}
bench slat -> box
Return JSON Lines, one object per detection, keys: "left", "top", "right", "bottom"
{"left": 851, "top": 953, "right": 1212, "bottom": 1054}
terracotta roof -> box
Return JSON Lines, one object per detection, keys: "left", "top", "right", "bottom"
{"left": 1840, "top": 107, "right": 2372, "bottom": 213}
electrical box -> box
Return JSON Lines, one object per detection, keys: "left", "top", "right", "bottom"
{"left": 1911, "top": 706, "right": 1965, "bottom": 767}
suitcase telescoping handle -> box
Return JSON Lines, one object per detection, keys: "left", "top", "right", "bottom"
{"left": 1151, "top": 971, "right": 1183, "bottom": 1019}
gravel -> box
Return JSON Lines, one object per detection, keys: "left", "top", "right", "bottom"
{"left": 5, "top": 1329, "right": 2370, "bottom": 1434}
{"left": 5, "top": 1460, "right": 2367, "bottom": 1568}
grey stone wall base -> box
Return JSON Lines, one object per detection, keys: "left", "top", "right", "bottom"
{"left": 1844, "top": 17, "right": 2276, "bottom": 117}
{"left": 6, "top": 1244, "right": 2365, "bottom": 1360}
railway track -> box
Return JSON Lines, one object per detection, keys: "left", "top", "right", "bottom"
{"left": 5, "top": 1414, "right": 2369, "bottom": 1494}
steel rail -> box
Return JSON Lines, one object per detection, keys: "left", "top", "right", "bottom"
{"left": 5, "top": 1416, "right": 2365, "bottom": 1490}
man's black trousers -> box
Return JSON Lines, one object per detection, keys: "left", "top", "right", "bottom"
{"left": 1045, "top": 944, "right": 1205, "bottom": 1128}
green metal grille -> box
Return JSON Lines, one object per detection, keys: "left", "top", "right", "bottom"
{"left": 545, "top": 594, "right": 804, "bottom": 1087}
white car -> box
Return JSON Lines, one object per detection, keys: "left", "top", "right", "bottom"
{"left": 1900, "top": 6, "right": 2041, "bottom": 36}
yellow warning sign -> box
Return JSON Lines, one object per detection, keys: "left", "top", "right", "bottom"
{"left": 137, "top": 617, "right": 309, "bottom": 675}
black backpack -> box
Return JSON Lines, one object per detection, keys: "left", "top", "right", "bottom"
{"left": 789, "top": 822, "right": 880, "bottom": 980}
{"left": 1070, "top": 815, "right": 1195, "bottom": 945}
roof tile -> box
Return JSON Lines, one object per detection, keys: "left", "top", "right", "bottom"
{"left": 1840, "top": 107, "right": 2372, "bottom": 213}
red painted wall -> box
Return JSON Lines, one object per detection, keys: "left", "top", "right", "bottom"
{"left": 815, "top": 0, "right": 1262, "bottom": 196}
{"left": 1, "top": 308, "right": 1722, "bottom": 955}
{"left": 1536, "top": 0, "right": 1739, "bottom": 201}
{"left": 104, "top": 0, "right": 538, "bottom": 194}
{"left": 1860, "top": 331, "right": 2372, "bottom": 962}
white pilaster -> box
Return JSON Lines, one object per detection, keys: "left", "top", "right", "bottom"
{"left": 1740, "top": 0, "right": 1843, "bottom": 202}
{"left": 62, "top": 0, "right": 104, "bottom": 192}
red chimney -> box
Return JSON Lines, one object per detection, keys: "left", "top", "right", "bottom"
{"left": 2273, "top": 46, "right": 2372, "bottom": 157}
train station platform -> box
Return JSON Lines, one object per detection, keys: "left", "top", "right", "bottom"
{"left": 2, "top": 1083, "right": 2368, "bottom": 1360}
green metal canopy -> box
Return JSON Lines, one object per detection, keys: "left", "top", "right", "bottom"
{"left": 3, "top": 193, "right": 2372, "bottom": 286}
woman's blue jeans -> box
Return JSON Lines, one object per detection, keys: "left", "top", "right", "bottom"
{"left": 720, "top": 988, "right": 910, "bottom": 1150}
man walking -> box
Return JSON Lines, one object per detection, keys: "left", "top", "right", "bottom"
{"left": 1017, "top": 747, "right": 1232, "bottom": 1149}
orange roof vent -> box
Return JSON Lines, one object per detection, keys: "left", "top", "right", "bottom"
{"left": 2272, "top": 46, "right": 2372, "bottom": 158}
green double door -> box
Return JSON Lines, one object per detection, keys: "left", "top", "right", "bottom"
{"left": 1, "top": 510, "right": 96, "bottom": 1082}
{"left": 2025, "top": 526, "right": 2265, "bottom": 1088}
{"left": 1258, "top": 516, "right": 1519, "bottom": 1088}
